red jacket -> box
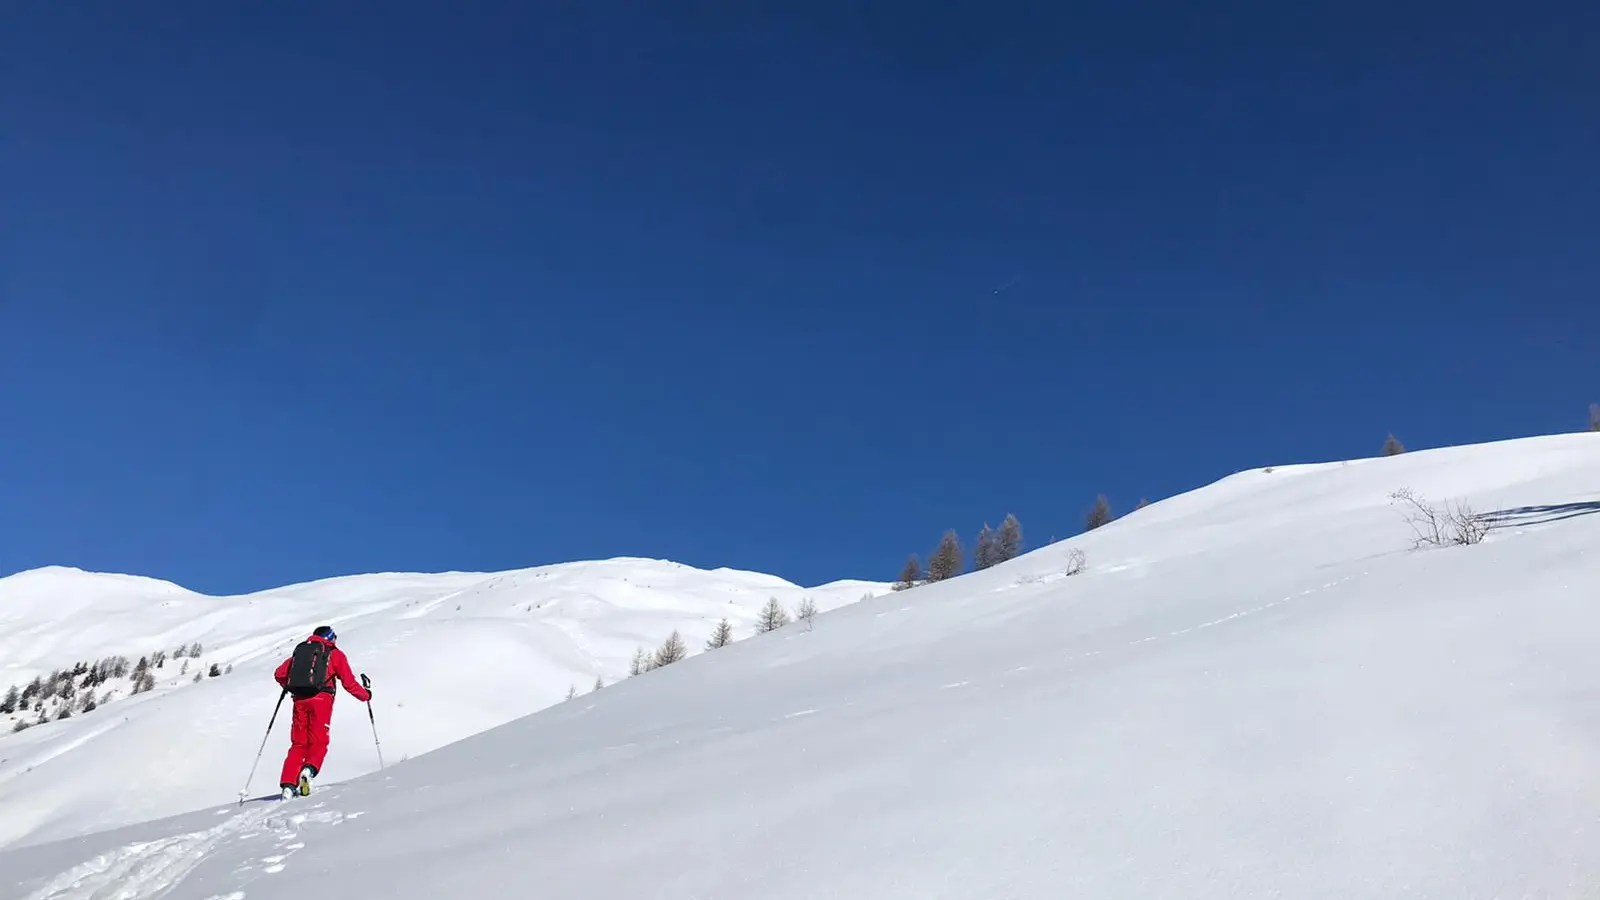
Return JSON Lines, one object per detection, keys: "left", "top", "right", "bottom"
{"left": 274, "top": 634, "right": 371, "bottom": 703}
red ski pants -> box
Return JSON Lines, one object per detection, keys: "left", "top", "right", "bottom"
{"left": 279, "top": 692, "right": 334, "bottom": 786}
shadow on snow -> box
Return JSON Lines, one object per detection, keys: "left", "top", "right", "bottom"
{"left": 1482, "top": 501, "right": 1600, "bottom": 529}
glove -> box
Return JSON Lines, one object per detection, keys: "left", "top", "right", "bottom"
{"left": 360, "top": 673, "right": 372, "bottom": 698}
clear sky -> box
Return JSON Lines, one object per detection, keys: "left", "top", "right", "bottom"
{"left": 2, "top": 2, "right": 1596, "bottom": 594}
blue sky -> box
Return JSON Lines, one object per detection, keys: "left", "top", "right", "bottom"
{"left": 2, "top": 2, "right": 1595, "bottom": 594}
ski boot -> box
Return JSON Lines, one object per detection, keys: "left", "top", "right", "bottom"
{"left": 297, "top": 766, "right": 316, "bottom": 797}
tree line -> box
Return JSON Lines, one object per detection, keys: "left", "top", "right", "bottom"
{"left": 888, "top": 407, "right": 1600, "bottom": 591}
{"left": 573, "top": 407, "right": 1600, "bottom": 699}
{"left": 3, "top": 643, "right": 233, "bottom": 735}
{"left": 892, "top": 502, "right": 1129, "bottom": 590}
{"left": 559, "top": 593, "right": 834, "bottom": 701}
{"left": 625, "top": 595, "right": 822, "bottom": 677}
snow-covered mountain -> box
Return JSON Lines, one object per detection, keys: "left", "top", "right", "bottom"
{"left": 0, "top": 558, "right": 890, "bottom": 850}
{"left": 6, "top": 431, "right": 1600, "bottom": 900}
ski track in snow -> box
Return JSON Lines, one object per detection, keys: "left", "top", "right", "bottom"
{"left": 393, "top": 587, "right": 468, "bottom": 620}
{"left": 19, "top": 802, "right": 352, "bottom": 900}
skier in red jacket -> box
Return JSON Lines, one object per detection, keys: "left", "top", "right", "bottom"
{"left": 273, "top": 626, "right": 371, "bottom": 798}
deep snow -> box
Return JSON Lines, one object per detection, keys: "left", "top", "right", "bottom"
{"left": 0, "top": 558, "right": 888, "bottom": 850}
{"left": 5, "top": 432, "right": 1600, "bottom": 900}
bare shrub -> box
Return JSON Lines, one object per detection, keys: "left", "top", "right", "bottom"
{"left": 1388, "top": 488, "right": 1491, "bottom": 548}
{"left": 1064, "top": 548, "right": 1087, "bottom": 576}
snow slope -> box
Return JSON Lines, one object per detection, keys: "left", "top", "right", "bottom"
{"left": 6, "top": 432, "right": 1600, "bottom": 900}
{"left": 0, "top": 558, "right": 889, "bottom": 850}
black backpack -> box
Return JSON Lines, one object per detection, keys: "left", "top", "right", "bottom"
{"left": 284, "top": 640, "right": 332, "bottom": 698}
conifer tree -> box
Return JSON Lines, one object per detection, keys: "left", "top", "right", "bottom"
{"left": 1, "top": 685, "right": 17, "bottom": 715}
{"left": 706, "top": 618, "right": 734, "bottom": 649}
{"left": 1590, "top": 403, "right": 1599, "bottom": 432}
{"left": 629, "top": 647, "right": 648, "bottom": 677}
{"left": 927, "top": 530, "right": 964, "bottom": 582}
{"left": 1382, "top": 433, "right": 1406, "bottom": 456}
{"left": 593, "top": 675, "right": 604, "bottom": 692}
{"left": 653, "top": 630, "right": 688, "bottom": 667}
{"left": 796, "top": 597, "right": 818, "bottom": 629}
{"left": 894, "top": 554, "right": 923, "bottom": 591}
{"left": 973, "top": 524, "right": 999, "bottom": 571}
{"left": 756, "top": 597, "right": 791, "bottom": 633}
{"left": 1085, "top": 495, "right": 1113, "bottom": 531}
{"left": 565, "top": 684, "right": 576, "bottom": 701}
{"left": 997, "top": 514, "right": 1023, "bottom": 562}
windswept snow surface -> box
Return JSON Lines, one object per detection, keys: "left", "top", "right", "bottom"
{"left": 0, "top": 559, "right": 888, "bottom": 850}
{"left": 7, "top": 433, "right": 1600, "bottom": 899}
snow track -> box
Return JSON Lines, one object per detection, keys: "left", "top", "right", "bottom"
{"left": 17, "top": 800, "right": 355, "bottom": 900}
{"left": 19, "top": 805, "right": 277, "bottom": 900}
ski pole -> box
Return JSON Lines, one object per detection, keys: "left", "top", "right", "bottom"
{"left": 240, "top": 688, "right": 288, "bottom": 804}
{"left": 362, "top": 673, "right": 385, "bottom": 770}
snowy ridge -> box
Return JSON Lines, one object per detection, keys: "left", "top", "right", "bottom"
{"left": 0, "top": 558, "right": 890, "bottom": 850}
{"left": 5, "top": 431, "right": 1600, "bottom": 899}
